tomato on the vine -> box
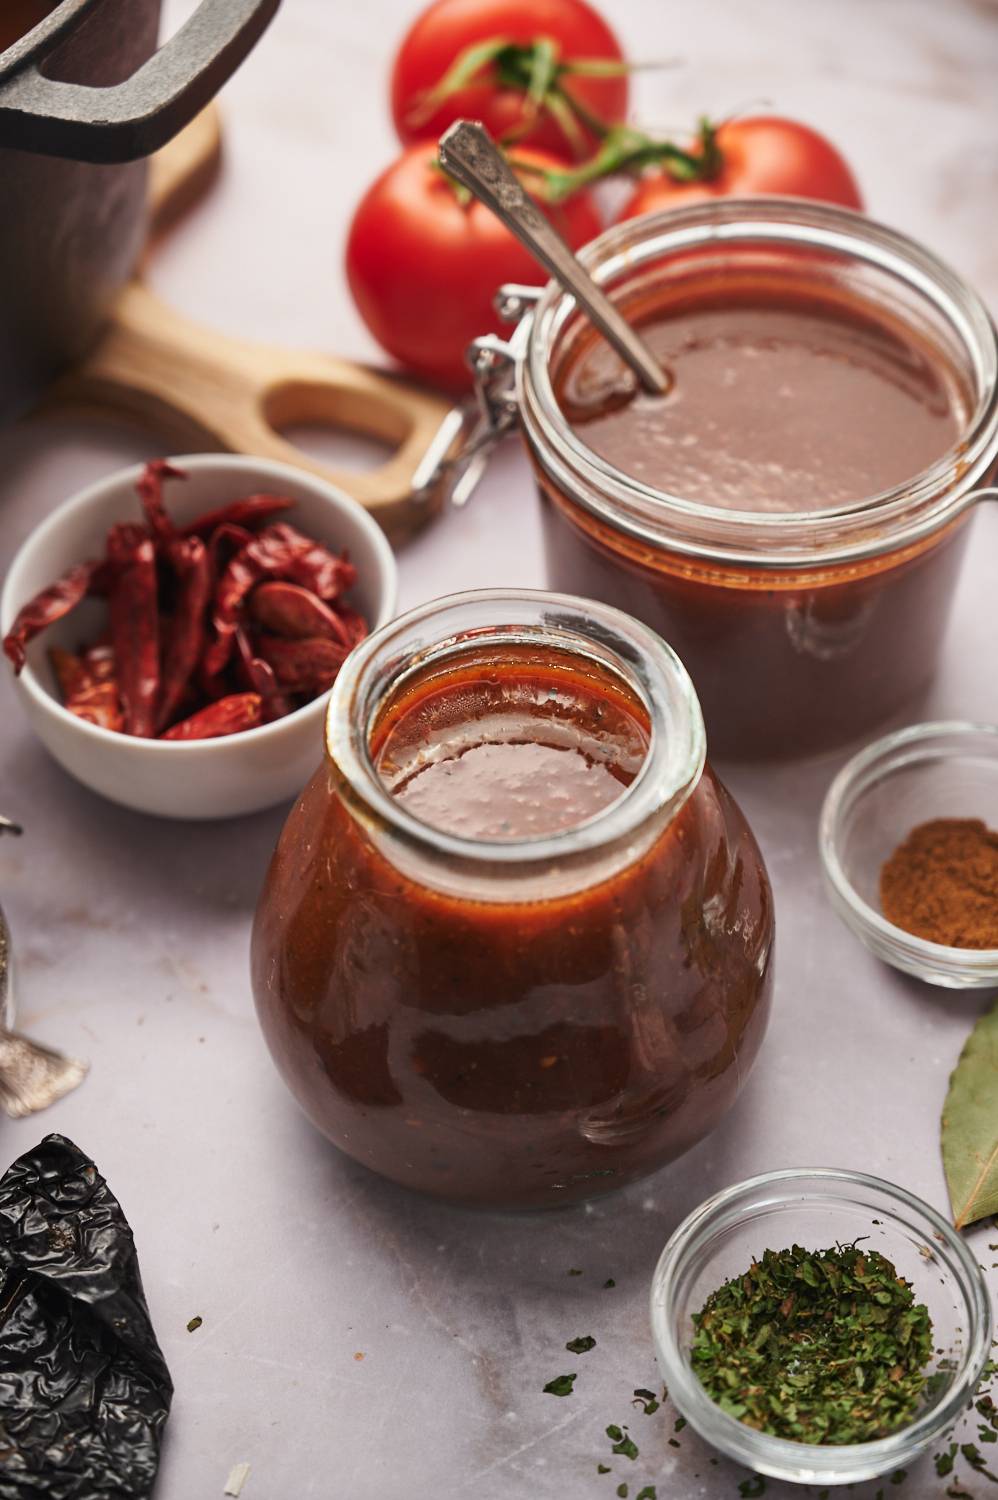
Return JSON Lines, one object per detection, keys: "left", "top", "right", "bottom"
{"left": 345, "top": 142, "right": 602, "bottom": 391}
{"left": 617, "top": 116, "right": 863, "bottom": 220}
{"left": 390, "top": 0, "right": 628, "bottom": 159}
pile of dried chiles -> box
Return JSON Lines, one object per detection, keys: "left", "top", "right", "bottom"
{"left": 2, "top": 461, "right": 366, "bottom": 740}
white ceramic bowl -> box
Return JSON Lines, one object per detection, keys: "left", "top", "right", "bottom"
{"left": 1, "top": 455, "right": 397, "bottom": 819}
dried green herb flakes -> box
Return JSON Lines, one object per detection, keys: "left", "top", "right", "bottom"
{"left": 690, "top": 1242, "right": 933, "bottom": 1443}
{"left": 543, "top": 1373, "right": 576, "bottom": 1397}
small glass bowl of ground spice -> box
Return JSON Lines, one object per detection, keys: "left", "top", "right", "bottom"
{"left": 819, "top": 722, "right": 998, "bottom": 988}
{"left": 650, "top": 1168, "right": 991, "bottom": 1486}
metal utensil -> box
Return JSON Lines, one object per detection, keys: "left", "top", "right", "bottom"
{"left": 0, "top": 820, "right": 87, "bottom": 1118}
{"left": 438, "top": 119, "right": 671, "bottom": 397}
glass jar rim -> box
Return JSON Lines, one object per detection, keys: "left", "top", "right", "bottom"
{"left": 650, "top": 1167, "right": 993, "bottom": 1482}
{"left": 324, "top": 588, "right": 706, "bottom": 871}
{"left": 519, "top": 199, "right": 998, "bottom": 569}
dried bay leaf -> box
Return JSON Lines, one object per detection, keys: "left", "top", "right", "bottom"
{"left": 942, "top": 998, "right": 998, "bottom": 1230}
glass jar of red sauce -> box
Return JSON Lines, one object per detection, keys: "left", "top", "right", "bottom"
{"left": 473, "top": 201, "right": 998, "bottom": 758}
{"left": 251, "top": 591, "right": 774, "bottom": 1208}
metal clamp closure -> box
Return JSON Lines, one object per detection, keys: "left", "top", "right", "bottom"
{"left": 410, "top": 284, "right": 540, "bottom": 510}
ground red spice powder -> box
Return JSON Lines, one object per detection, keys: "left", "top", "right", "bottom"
{"left": 880, "top": 817, "right": 998, "bottom": 949}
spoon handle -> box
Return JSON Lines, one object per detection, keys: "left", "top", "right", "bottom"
{"left": 438, "top": 121, "right": 670, "bottom": 397}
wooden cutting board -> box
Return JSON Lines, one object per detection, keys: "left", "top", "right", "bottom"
{"left": 41, "top": 106, "right": 457, "bottom": 543}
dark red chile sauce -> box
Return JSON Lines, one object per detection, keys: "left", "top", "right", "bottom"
{"left": 543, "top": 279, "right": 975, "bottom": 758}
{"left": 251, "top": 645, "right": 774, "bottom": 1207}
{"left": 0, "top": 1, "right": 57, "bottom": 52}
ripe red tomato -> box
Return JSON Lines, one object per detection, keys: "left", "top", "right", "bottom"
{"left": 390, "top": 0, "right": 627, "bottom": 158}
{"left": 617, "top": 116, "right": 863, "bottom": 220}
{"left": 346, "top": 142, "right": 602, "bottom": 391}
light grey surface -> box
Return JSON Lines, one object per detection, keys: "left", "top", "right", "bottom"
{"left": 1, "top": 2, "right": 997, "bottom": 1496}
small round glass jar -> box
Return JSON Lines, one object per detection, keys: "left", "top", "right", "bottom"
{"left": 820, "top": 720, "right": 998, "bottom": 988}
{"left": 651, "top": 1169, "right": 992, "bottom": 1486}
{"left": 477, "top": 200, "right": 998, "bottom": 759}
{"left": 251, "top": 590, "right": 775, "bottom": 1208}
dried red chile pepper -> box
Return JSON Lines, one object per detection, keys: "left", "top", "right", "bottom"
{"left": 108, "top": 533, "right": 160, "bottom": 738}
{"left": 49, "top": 646, "right": 123, "bottom": 732}
{"left": 2, "top": 560, "right": 104, "bottom": 673}
{"left": 255, "top": 633, "right": 350, "bottom": 692}
{"left": 2, "top": 462, "right": 368, "bottom": 741}
{"left": 181, "top": 492, "right": 295, "bottom": 539}
{"left": 203, "top": 523, "right": 358, "bottom": 677}
{"left": 161, "top": 691, "right": 264, "bottom": 740}
{"left": 249, "top": 579, "right": 354, "bottom": 644}
{"left": 156, "top": 535, "right": 211, "bottom": 732}
{"left": 0, "top": 1134, "right": 172, "bottom": 1500}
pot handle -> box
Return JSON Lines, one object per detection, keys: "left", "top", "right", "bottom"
{"left": 0, "top": 0, "right": 280, "bottom": 163}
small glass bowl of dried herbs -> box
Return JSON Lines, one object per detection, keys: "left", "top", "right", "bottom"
{"left": 820, "top": 721, "right": 998, "bottom": 989}
{"left": 650, "top": 1169, "right": 991, "bottom": 1486}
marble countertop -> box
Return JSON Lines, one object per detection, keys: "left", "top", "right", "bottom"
{"left": 1, "top": 1, "right": 997, "bottom": 1496}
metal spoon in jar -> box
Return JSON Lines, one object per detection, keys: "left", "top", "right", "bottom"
{"left": 437, "top": 119, "right": 671, "bottom": 398}
{"left": 0, "top": 819, "right": 88, "bottom": 1119}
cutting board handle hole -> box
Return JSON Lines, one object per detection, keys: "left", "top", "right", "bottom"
{"left": 264, "top": 379, "right": 410, "bottom": 473}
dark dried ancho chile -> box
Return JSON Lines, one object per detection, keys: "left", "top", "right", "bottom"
{"left": 0, "top": 1134, "right": 172, "bottom": 1499}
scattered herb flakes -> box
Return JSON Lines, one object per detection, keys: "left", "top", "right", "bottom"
{"left": 937, "top": 1445, "right": 959, "bottom": 1476}
{"left": 635, "top": 1489, "right": 656, "bottom": 1500}
{"left": 960, "top": 1441, "right": 998, "bottom": 1479}
{"left": 674, "top": 1416, "right": 687, "bottom": 1432}
{"left": 597, "top": 1463, "right": 611, "bottom": 1474}
{"left": 616, "top": 1486, "right": 628, "bottom": 1499}
{"left": 947, "top": 1487, "right": 975, "bottom": 1500}
{"left": 186, "top": 1315, "right": 203, "bottom": 1333}
{"left": 738, "top": 1478, "right": 766, "bottom": 1498}
{"left": 690, "top": 1242, "right": 933, "bottom": 1443}
{"left": 603, "top": 1278, "right": 616, "bottom": 1289}
{"left": 889, "top": 1471, "right": 907, "bottom": 1485}
{"left": 543, "top": 1373, "right": 577, "bottom": 1397}
{"left": 566, "top": 1335, "right": 596, "bottom": 1354}
{"left": 668, "top": 1438, "right": 680, "bottom": 1448}
{"left": 568, "top": 1268, "right": 583, "bottom": 1276}
{"left": 606, "top": 1426, "right": 639, "bottom": 1461}
{"left": 631, "top": 1388, "right": 659, "bottom": 1415}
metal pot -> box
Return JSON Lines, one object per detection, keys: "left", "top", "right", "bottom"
{"left": 0, "top": 0, "right": 279, "bottom": 420}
